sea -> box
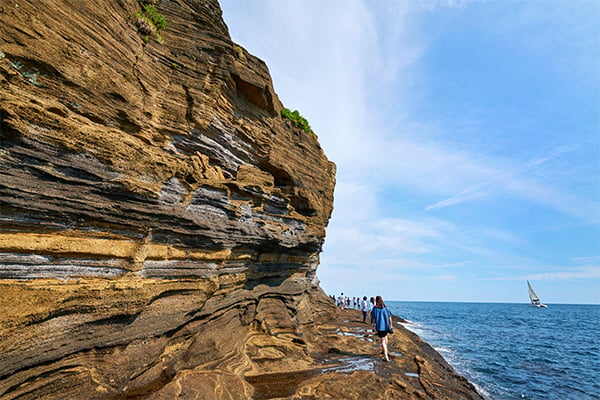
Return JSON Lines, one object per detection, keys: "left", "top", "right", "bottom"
{"left": 387, "top": 302, "right": 600, "bottom": 400}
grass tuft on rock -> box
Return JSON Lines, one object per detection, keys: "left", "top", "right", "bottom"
{"left": 281, "top": 108, "right": 311, "bottom": 134}
{"left": 134, "top": 4, "right": 167, "bottom": 43}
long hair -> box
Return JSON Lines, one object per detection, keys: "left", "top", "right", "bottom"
{"left": 375, "top": 295, "right": 385, "bottom": 308}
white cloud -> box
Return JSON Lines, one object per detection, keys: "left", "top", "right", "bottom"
{"left": 488, "top": 266, "right": 600, "bottom": 281}
{"left": 434, "top": 261, "right": 472, "bottom": 269}
{"left": 425, "top": 183, "right": 490, "bottom": 211}
{"left": 496, "top": 168, "right": 600, "bottom": 223}
{"left": 323, "top": 217, "right": 446, "bottom": 267}
{"left": 525, "top": 144, "right": 578, "bottom": 167}
{"left": 572, "top": 256, "right": 600, "bottom": 264}
{"left": 432, "top": 275, "right": 458, "bottom": 281}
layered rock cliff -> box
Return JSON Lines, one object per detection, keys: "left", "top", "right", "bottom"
{"left": 0, "top": 1, "right": 482, "bottom": 399}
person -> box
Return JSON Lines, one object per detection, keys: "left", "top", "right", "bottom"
{"left": 361, "top": 295, "right": 372, "bottom": 323}
{"left": 337, "top": 293, "right": 345, "bottom": 309}
{"left": 370, "top": 295, "right": 392, "bottom": 361}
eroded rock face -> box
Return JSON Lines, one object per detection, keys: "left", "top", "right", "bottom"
{"left": 0, "top": 0, "right": 335, "bottom": 397}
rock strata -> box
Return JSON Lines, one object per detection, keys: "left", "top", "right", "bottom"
{"left": 0, "top": 0, "right": 482, "bottom": 399}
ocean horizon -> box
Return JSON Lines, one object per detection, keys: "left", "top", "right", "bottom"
{"left": 387, "top": 301, "right": 600, "bottom": 400}
{"left": 386, "top": 300, "right": 600, "bottom": 306}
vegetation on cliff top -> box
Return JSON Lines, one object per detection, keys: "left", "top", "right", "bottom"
{"left": 281, "top": 108, "right": 311, "bottom": 134}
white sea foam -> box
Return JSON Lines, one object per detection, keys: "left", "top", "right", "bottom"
{"left": 400, "top": 321, "right": 424, "bottom": 336}
{"left": 433, "top": 346, "right": 454, "bottom": 354}
{"left": 471, "top": 382, "right": 493, "bottom": 400}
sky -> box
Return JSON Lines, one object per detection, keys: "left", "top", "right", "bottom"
{"left": 219, "top": 0, "right": 600, "bottom": 304}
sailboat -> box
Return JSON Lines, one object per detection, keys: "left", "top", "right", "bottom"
{"left": 527, "top": 280, "right": 547, "bottom": 308}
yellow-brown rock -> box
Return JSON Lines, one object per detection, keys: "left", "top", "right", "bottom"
{"left": 0, "top": 1, "right": 481, "bottom": 399}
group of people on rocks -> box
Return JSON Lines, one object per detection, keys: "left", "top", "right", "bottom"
{"left": 330, "top": 292, "right": 393, "bottom": 362}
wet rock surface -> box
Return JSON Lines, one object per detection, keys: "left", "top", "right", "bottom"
{"left": 239, "top": 304, "right": 483, "bottom": 400}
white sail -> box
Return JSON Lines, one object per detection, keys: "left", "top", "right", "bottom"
{"left": 527, "top": 280, "right": 539, "bottom": 302}
{"left": 527, "top": 280, "right": 547, "bottom": 307}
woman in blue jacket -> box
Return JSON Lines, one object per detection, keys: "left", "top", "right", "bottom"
{"left": 370, "top": 295, "right": 392, "bottom": 361}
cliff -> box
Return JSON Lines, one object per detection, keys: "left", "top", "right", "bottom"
{"left": 0, "top": 1, "right": 482, "bottom": 399}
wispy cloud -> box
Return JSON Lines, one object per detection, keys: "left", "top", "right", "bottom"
{"left": 434, "top": 261, "right": 472, "bottom": 269}
{"left": 323, "top": 216, "right": 447, "bottom": 264}
{"left": 431, "top": 275, "right": 458, "bottom": 281}
{"left": 488, "top": 266, "right": 600, "bottom": 281}
{"left": 525, "top": 144, "right": 578, "bottom": 167}
{"left": 425, "top": 183, "right": 490, "bottom": 211}
{"left": 572, "top": 256, "right": 600, "bottom": 264}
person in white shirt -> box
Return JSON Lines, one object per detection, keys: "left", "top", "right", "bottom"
{"left": 337, "top": 293, "right": 345, "bottom": 309}
{"left": 361, "top": 295, "right": 372, "bottom": 323}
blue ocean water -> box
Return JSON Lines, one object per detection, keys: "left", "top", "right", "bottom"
{"left": 387, "top": 302, "right": 600, "bottom": 400}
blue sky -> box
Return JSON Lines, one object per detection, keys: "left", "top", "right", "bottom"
{"left": 220, "top": 0, "right": 600, "bottom": 304}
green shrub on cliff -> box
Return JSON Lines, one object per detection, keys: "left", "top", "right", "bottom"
{"left": 134, "top": 4, "right": 167, "bottom": 43}
{"left": 281, "top": 108, "right": 311, "bottom": 134}
{"left": 143, "top": 5, "right": 167, "bottom": 30}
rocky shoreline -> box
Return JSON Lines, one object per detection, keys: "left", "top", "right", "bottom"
{"left": 0, "top": 284, "right": 483, "bottom": 400}
{"left": 242, "top": 294, "right": 484, "bottom": 400}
